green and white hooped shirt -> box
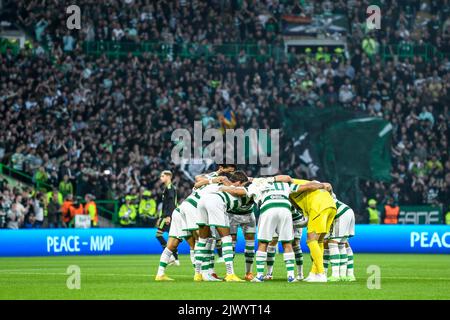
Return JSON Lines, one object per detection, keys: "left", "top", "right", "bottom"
{"left": 335, "top": 199, "right": 352, "bottom": 219}
{"left": 247, "top": 181, "right": 300, "bottom": 214}
{"left": 184, "top": 171, "right": 220, "bottom": 208}
{"left": 214, "top": 187, "right": 254, "bottom": 215}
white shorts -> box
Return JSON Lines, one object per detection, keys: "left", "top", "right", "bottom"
{"left": 257, "top": 207, "right": 293, "bottom": 243}
{"left": 273, "top": 225, "right": 302, "bottom": 240}
{"left": 325, "top": 209, "right": 355, "bottom": 242}
{"left": 229, "top": 212, "right": 256, "bottom": 235}
{"left": 179, "top": 201, "right": 199, "bottom": 231}
{"left": 197, "top": 193, "right": 230, "bottom": 228}
{"left": 169, "top": 208, "right": 191, "bottom": 239}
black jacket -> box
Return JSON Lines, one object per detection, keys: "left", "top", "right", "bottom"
{"left": 162, "top": 183, "right": 177, "bottom": 218}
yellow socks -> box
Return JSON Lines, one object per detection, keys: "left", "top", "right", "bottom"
{"left": 319, "top": 241, "right": 324, "bottom": 255}
{"left": 307, "top": 240, "right": 325, "bottom": 274}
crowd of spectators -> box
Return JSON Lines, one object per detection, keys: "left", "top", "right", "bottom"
{"left": 0, "top": 178, "right": 50, "bottom": 229}
{"left": 0, "top": 0, "right": 449, "bottom": 224}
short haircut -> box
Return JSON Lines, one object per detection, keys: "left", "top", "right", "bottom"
{"left": 218, "top": 164, "right": 237, "bottom": 170}
{"left": 229, "top": 170, "right": 248, "bottom": 183}
{"left": 161, "top": 170, "right": 172, "bottom": 177}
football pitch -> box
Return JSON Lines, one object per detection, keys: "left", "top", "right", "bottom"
{"left": 1, "top": 254, "right": 449, "bottom": 300}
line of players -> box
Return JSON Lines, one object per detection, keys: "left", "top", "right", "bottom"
{"left": 155, "top": 165, "right": 356, "bottom": 283}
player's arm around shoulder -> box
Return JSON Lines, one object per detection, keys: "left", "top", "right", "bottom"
{"left": 219, "top": 186, "right": 247, "bottom": 197}
{"left": 290, "top": 179, "right": 330, "bottom": 193}
{"left": 273, "top": 175, "right": 292, "bottom": 183}
{"left": 193, "top": 176, "right": 229, "bottom": 189}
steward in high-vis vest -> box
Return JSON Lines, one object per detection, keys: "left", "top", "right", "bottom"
{"left": 84, "top": 194, "right": 98, "bottom": 227}
{"left": 367, "top": 199, "right": 380, "bottom": 224}
{"left": 69, "top": 197, "right": 85, "bottom": 228}
{"left": 61, "top": 194, "right": 74, "bottom": 227}
{"left": 383, "top": 198, "right": 400, "bottom": 224}
{"left": 119, "top": 196, "right": 137, "bottom": 227}
{"left": 138, "top": 190, "right": 157, "bottom": 227}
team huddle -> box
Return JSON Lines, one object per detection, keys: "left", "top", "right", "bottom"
{"left": 155, "top": 165, "right": 356, "bottom": 283}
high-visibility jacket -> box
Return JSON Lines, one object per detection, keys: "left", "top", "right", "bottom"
{"left": 138, "top": 199, "right": 157, "bottom": 217}
{"left": 59, "top": 181, "right": 73, "bottom": 197}
{"left": 368, "top": 207, "right": 380, "bottom": 224}
{"left": 445, "top": 212, "right": 450, "bottom": 225}
{"left": 61, "top": 200, "right": 73, "bottom": 223}
{"left": 119, "top": 204, "right": 137, "bottom": 226}
{"left": 69, "top": 204, "right": 85, "bottom": 219}
{"left": 85, "top": 201, "right": 98, "bottom": 226}
{"left": 362, "top": 38, "right": 378, "bottom": 56}
{"left": 384, "top": 205, "right": 400, "bottom": 224}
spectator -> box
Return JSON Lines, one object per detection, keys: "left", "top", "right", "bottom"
{"left": 84, "top": 194, "right": 98, "bottom": 227}
{"left": 446, "top": 206, "right": 450, "bottom": 225}
{"left": 34, "top": 166, "right": 49, "bottom": 189}
{"left": 367, "top": 199, "right": 380, "bottom": 224}
{"left": 47, "top": 192, "right": 62, "bottom": 228}
{"left": 32, "top": 192, "right": 45, "bottom": 228}
{"left": 138, "top": 190, "right": 157, "bottom": 227}
{"left": 0, "top": 0, "right": 448, "bottom": 225}
{"left": 119, "top": 195, "right": 137, "bottom": 227}
{"left": 69, "top": 197, "right": 85, "bottom": 228}
{"left": 7, "top": 202, "right": 23, "bottom": 229}
{"left": 0, "top": 196, "right": 7, "bottom": 228}
{"left": 59, "top": 175, "right": 73, "bottom": 198}
{"left": 61, "top": 194, "right": 73, "bottom": 228}
{"left": 383, "top": 198, "right": 400, "bottom": 224}
{"left": 23, "top": 212, "right": 36, "bottom": 229}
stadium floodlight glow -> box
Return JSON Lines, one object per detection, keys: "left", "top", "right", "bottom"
{"left": 104, "top": 169, "right": 111, "bottom": 175}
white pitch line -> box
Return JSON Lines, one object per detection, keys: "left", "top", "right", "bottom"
{"left": 1, "top": 272, "right": 450, "bottom": 282}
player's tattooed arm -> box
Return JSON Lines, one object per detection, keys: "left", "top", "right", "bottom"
{"left": 295, "top": 182, "right": 327, "bottom": 192}
{"left": 219, "top": 186, "right": 247, "bottom": 197}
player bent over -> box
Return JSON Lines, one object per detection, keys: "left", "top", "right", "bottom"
{"left": 265, "top": 210, "right": 307, "bottom": 281}
{"left": 289, "top": 178, "right": 336, "bottom": 283}
{"left": 228, "top": 196, "right": 256, "bottom": 281}
{"left": 155, "top": 175, "right": 228, "bottom": 281}
{"left": 155, "top": 207, "right": 194, "bottom": 281}
{"left": 224, "top": 176, "right": 324, "bottom": 283}
{"left": 194, "top": 172, "right": 248, "bottom": 282}
{"left": 188, "top": 175, "right": 230, "bottom": 281}
{"left": 323, "top": 195, "right": 356, "bottom": 282}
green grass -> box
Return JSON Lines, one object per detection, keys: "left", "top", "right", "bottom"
{"left": 0, "top": 254, "right": 449, "bottom": 299}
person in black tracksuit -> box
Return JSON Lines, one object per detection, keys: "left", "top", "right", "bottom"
{"left": 156, "top": 170, "right": 178, "bottom": 260}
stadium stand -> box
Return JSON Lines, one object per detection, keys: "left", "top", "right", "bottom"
{"left": 0, "top": 0, "right": 448, "bottom": 227}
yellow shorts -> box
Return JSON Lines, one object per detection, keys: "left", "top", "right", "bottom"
{"left": 307, "top": 207, "right": 337, "bottom": 234}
